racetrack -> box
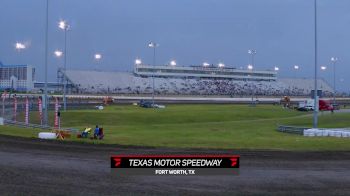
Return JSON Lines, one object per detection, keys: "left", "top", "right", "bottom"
{"left": 0, "top": 135, "right": 349, "bottom": 195}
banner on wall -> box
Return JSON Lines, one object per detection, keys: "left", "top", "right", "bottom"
{"left": 38, "top": 98, "right": 43, "bottom": 125}
{"left": 1, "top": 91, "right": 7, "bottom": 101}
{"left": 13, "top": 96, "right": 17, "bottom": 121}
{"left": 54, "top": 97, "right": 59, "bottom": 129}
{"left": 1, "top": 91, "right": 7, "bottom": 117}
{"left": 25, "top": 97, "right": 29, "bottom": 125}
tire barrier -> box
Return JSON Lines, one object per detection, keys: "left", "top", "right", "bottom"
{"left": 304, "top": 129, "right": 350, "bottom": 138}
{"left": 278, "top": 125, "right": 350, "bottom": 138}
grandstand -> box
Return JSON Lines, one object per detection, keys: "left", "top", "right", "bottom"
{"left": 134, "top": 64, "right": 277, "bottom": 81}
{"left": 62, "top": 65, "right": 333, "bottom": 96}
{"left": 279, "top": 78, "right": 333, "bottom": 96}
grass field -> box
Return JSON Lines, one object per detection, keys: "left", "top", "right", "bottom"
{"left": 1, "top": 104, "right": 350, "bottom": 151}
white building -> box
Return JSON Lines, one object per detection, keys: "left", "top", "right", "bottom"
{"left": 0, "top": 63, "right": 35, "bottom": 92}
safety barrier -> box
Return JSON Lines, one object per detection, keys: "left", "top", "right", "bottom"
{"left": 277, "top": 125, "right": 350, "bottom": 138}
{"left": 303, "top": 128, "right": 350, "bottom": 138}
{"left": 277, "top": 125, "right": 310, "bottom": 135}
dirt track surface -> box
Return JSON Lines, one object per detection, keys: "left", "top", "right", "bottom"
{"left": 0, "top": 135, "right": 349, "bottom": 196}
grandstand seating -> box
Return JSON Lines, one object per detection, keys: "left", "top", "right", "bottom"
{"left": 64, "top": 70, "right": 333, "bottom": 96}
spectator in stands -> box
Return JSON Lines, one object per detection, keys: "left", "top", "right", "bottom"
{"left": 68, "top": 70, "right": 334, "bottom": 97}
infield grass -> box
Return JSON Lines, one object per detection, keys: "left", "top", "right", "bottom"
{"left": 1, "top": 104, "right": 350, "bottom": 151}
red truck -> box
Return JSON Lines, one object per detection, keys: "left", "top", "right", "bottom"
{"left": 298, "top": 99, "right": 334, "bottom": 111}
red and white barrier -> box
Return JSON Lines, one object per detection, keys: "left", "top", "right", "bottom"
{"left": 38, "top": 98, "right": 43, "bottom": 125}
{"left": 25, "top": 97, "right": 29, "bottom": 125}
{"left": 13, "top": 97, "right": 17, "bottom": 122}
{"left": 54, "top": 97, "right": 59, "bottom": 129}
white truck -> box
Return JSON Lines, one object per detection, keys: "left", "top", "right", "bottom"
{"left": 298, "top": 100, "right": 315, "bottom": 111}
{"left": 298, "top": 99, "right": 333, "bottom": 111}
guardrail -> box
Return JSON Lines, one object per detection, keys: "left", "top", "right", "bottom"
{"left": 3, "top": 119, "right": 79, "bottom": 133}
{"left": 277, "top": 125, "right": 310, "bottom": 135}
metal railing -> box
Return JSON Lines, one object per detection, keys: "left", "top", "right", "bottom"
{"left": 3, "top": 119, "right": 79, "bottom": 133}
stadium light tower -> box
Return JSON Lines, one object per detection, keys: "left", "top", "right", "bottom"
{"left": 135, "top": 58, "right": 142, "bottom": 65}
{"left": 248, "top": 50, "right": 256, "bottom": 106}
{"left": 203, "top": 62, "right": 210, "bottom": 67}
{"left": 218, "top": 62, "right": 225, "bottom": 68}
{"left": 274, "top": 66, "right": 279, "bottom": 71}
{"left": 331, "top": 57, "right": 338, "bottom": 105}
{"left": 170, "top": 60, "right": 177, "bottom": 66}
{"left": 320, "top": 66, "right": 327, "bottom": 81}
{"left": 58, "top": 19, "right": 70, "bottom": 111}
{"left": 247, "top": 64, "right": 255, "bottom": 105}
{"left": 247, "top": 64, "right": 253, "bottom": 70}
{"left": 54, "top": 50, "right": 63, "bottom": 57}
{"left": 94, "top": 53, "right": 102, "bottom": 60}
{"left": 54, "top": 50, "right": 63, "bottom": 94}
{"left": 293, "top": 65, "right": 299, "bottom": 78}
{"left": 248, "top": 49, "right": 256, "bottom": 67}
{"left": 93, "top": 53, "right": 102, "bottom": 71}
{"left": 148, "top": 41, "right": 159, "bottom": 106}
{"left": 15, "top": 42, "right": 26, "bottom": 51}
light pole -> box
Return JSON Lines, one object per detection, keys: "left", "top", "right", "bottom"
{"left": 94, "top": 54, "right": 102, "bottom": 60}
{"left": 248, "top": 49, "right": 256, "bottom": 105}
{"left": 14, "top": 42, "right": 27, "bottom": 93}
{"left": 203, "top": 62, "right": 210, "bottom": 67}
{"left": 247, "top": 64, "right": 254, "bottom": 105}
{"left": 293, "top": 65, "right": 299, "bottom": 78}
{"left": 43, "top": 0, "right": 49, "bottom": 125}
{"left": 218, "top": 62, "right": 225, "bottom": 68}
{"left": 59, "top": 20, "right": 70, "bottom": 111}
{"left": 94, "top": 53, "right": 102, "bottom": 70}
{"left": 320, "top": 66, "right": 327, "bottom": 90}
{"left": 331, "top": 57, "right": 338, "bottom": 104}
{"left": 1, "top": 92, "right": 5, "bottom": 118}
{"left": 54, "top": 50, "right": 63, "bottom": 93}
{"left": 313, "top": 0, "right": 319, "bottom": 128}
{"left": 170, "top": 60, "right": 177, "bottom": 66}
{"left": 248, "top": 49, "right": 256, "bottom": 67}
{"left": 54, "top": 50, "right": 63, "bottom": 58}
{"left": 15, "top": 42, "right": 26, "bottom": 51}
{"left": 135, "top": 58, "right": 142, "bottom": 66}
{"left": 148, "top": 42, "right": 159, "bottom": 106}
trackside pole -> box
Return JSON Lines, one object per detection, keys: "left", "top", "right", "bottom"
{"left": 1, "top": 98, "right": 3, "bottom": 118}
{"left": 313, "top": 0, "right": 319, "bottom": 128}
